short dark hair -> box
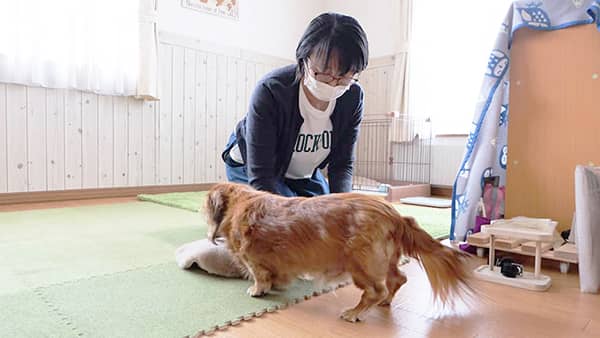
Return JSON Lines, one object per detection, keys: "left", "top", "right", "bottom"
{"left": 295, "top": 13, "right": 369, "bottom": 82}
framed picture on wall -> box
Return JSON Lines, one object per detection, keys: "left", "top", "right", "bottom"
{"left": 182, "top": 0, "right": 239, "bottom": 21}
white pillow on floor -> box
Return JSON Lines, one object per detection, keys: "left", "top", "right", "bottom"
{"left": 175, "top": 239, "right": 246, "bottom": 278}
{"left": 574, "top": 166, "right": 600, "bottom": 293}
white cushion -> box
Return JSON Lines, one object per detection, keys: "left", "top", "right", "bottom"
{"left": 175, "top": 239, "right": 245, "bottom": 278}
{"left": 574, "top": 166, "right": 600, "bottom": 293}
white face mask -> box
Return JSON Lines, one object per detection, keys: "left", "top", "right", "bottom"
{"left": 303, "top": 68, "right": 351, "bottom": 102}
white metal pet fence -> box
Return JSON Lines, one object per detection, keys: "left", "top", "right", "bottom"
{"left": 352, "top": 114, "right": 432, "bottom": 192}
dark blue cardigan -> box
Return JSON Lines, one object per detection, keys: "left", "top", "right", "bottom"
{"left": 223, "top": 64, "right": 364, "bottom": 194}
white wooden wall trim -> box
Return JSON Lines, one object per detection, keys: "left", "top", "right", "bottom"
{"left": 159, "top": 32, "right": 291, "bottom": 66}
{"left": 0, "top": 183, "right": 215, "bottom": 205}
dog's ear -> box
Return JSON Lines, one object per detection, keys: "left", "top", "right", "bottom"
{"left": 207, "top": 189, "right": 227, "bottom": 225}
{"left": 206, "top": 188, "right": 228, "bottom": 244}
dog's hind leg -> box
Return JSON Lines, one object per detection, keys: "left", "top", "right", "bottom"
{"left": 341, "top": 263, "right": 388, "bottom": 322}
{"left": 244, "top": 260, "right": 272, "bottom": 297}
{"left": 379, "top": 266, "right": 407, "bottom": 306}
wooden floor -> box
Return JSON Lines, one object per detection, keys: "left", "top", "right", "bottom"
{"left": 216, "top": 261, "right": 600, "bottom": 338}
{"left": 2, "top": 198, "right": 599, "bottom": 338}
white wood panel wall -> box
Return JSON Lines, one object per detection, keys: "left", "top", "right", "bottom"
{"left": 430, "top": 138, "right": 467, "bottom": 186}
{"left": 353, "top": 57, "right": 394, "bottom": 183}
{"left": 0, "top": 32, "right": 396, "bottom": 194}
{"left": 359, "top": 57, "right": 394, "bottom": 120}
{"left": 0, "top": 32, "right": 288, "bottom": 193}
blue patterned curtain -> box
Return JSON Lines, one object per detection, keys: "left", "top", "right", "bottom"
{"left": 451, "top": 0, "right": 600, "bottom": 240}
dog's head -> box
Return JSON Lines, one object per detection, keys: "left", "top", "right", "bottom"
{"left": 205, "top": 182, "right": 254, "bottom": 244}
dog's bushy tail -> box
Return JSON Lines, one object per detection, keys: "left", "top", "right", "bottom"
{"left": 397, "top": 216, "right": 473, "bottom": 304}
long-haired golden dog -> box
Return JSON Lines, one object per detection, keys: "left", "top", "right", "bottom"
{"left": 205, "top": 182, "right": 472, "bottom": 322}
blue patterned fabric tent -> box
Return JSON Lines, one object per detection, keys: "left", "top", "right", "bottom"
{"left": 451, "top": 0, "right": 600, "bottom": 240}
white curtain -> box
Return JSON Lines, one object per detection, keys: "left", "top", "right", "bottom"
{"left": 388, "top": 0, "right": 413, "bottom": 143}
{"left": 137, "top": 0, "right": 159, "bottom": 100}
{"left": 0, "top": 0, "right": 158, "bottom": 99}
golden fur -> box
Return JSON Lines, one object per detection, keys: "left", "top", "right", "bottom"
{"left": 205, "top": 182, "right": 472, "bottom": 322}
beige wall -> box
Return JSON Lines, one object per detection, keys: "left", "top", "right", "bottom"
{"left": 506, "top": 24, "right": 600, "bottom": 230}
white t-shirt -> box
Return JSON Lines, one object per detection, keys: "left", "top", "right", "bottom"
{"left": 229, "top": 138, "right": 244, "bottom": 164}
{"left": 285, "top": 85, "right": 335, "bottom": 179}
{"left": 228, "top": 85, "right": 335, "bottom": 179}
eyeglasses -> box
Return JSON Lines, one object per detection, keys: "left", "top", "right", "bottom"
{"left": 312, "top": 71, "right": 359, "bottom": 86}
{"left": 306, "top": 61, "right": 359, "bottom": 86}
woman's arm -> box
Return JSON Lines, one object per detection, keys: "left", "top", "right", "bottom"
{"left": 327, "top": 87, "right": 364, "bottom": 193}
{"left": 245, "top": 83, "right": 280, "bottom": 194}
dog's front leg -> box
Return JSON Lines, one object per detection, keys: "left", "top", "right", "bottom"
{"left": 245, "top": 261, "right": 272, "bottom": 297}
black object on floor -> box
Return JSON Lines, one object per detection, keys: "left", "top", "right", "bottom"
{"left": 561, "top": 229, "right": 571, "bottom": 241}
{"left": 496, "top": 256, "right": 524, "bottom": 278}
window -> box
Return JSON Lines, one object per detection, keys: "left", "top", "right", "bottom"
{"left": 409, "top": 0, "right": 514, "bottom": 135}
{"left": 0, "top": 0, "right": 140, "bottom": 96}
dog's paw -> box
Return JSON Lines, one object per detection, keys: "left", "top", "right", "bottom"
{"left": 340, "top": 309, "right": 362, "bottom": 323}
{"left": 246, "top": 285, "right": 266, "bottom": 297}
{"left": 378, "top": 295, "right": 395, "bottom": 306}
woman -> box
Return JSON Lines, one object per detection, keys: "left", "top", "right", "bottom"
{"left": 224, "top": 11, "right": 368, "bottom": 196}
{"left": 183, "top": 12, "right": 369, "bottom": 277}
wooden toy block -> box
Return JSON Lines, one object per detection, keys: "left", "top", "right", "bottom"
{"left": 467, "top": 232, "right": 490, "bottom": 246}
{"left": 552, "top": 243, "right": 578, "bottom": 262}
{"left": 495, "top": 237, "right": 527, "bottom": 250}
{"left": 521, "top": 241, "right": 552, "bottom": 254}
